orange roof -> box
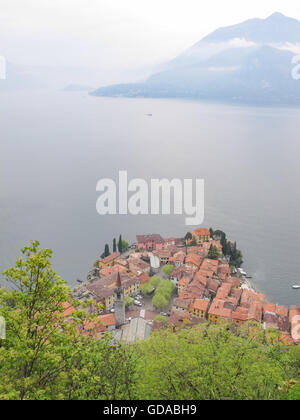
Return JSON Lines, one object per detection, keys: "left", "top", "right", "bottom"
{"left": 179, "top": 290, "right": 198, "bottom": 300}
{"left": 264, "top": 302, "right": 276, "bottom": 314}
{"left": 173, "top": 251, "right": 186, "bottom": 262}
{"left": 178, "top": 276, "right": 190, "bottom": 287}
{"left": 138, "top": 272, "right": 150, "bottom": 285}
{"left": 185, "top": 253, "right": 202, "bottom": 268}
{"left": 100, "top": 264, "right": 127, "bottom": 276}
{"left": 190, "top": 299, "right": 210, "bottom": 312}
{"left": 192, "top": 227, "right": 210, "bottom": 237}
{"left": 98, "top": 313, "right": 116, "bottom": 327}
{"left": 232, "top": 306, "right": 249, "bottom": 321}
{"left": 241, "top": 289, "right": 265, "bottom": 308}
{"left": 201, "top": 258, "right": 219, "bottom": 272}
{"left": 208, "top": 298, "right": 232, "bottom": 319}
{"left": 61, "top": 302, "right": 76, "bottom": 318}
{"left": 193, "top": 271, "right": 208, "bottom": 287}
{"left": 275, "top": 304, "right": 288, "bottom": 318}
{"left": 100, "top": 252, "right": 120, "bottom": 264}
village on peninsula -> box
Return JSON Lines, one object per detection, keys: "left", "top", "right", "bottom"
{"left": 68, "top": 228, "right": 300, "bottom": 346}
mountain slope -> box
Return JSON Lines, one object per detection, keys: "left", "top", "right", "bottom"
{"left": 91, "top": 12, "right": 300, "bottom": 106}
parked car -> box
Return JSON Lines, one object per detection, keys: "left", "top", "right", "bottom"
{"left": 134, "top": 300, "right": 142, "bottom": 307}
{"left": 110, "top": 308, "right": 115, "bottom": 313}
{"left": 160, "top": 312, "right": 167, "bottom": 316}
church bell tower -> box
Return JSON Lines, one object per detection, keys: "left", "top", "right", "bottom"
{"left": 114, "top": 272, "right": 125, "bottom": 327}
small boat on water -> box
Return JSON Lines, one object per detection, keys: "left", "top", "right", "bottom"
{"left": 292, "top": 285, "right": 300, "bottom": 289}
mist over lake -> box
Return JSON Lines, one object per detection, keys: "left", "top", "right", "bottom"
{"left": 1, "top": 90, "right": 300, "bottom": 307}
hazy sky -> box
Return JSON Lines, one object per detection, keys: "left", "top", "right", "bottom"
{"left": 1, "top": 0, "right": 300, "bottom": 77}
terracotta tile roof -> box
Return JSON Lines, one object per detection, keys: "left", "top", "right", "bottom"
{"left": 218, "top": 262, "right": 231, "bottom": 275}
{"left": 138, "top": 272, "right": 150, "bottom": 285}
{"left": 207, "top": 278, "right": 220, "bottom": 294}
{"left": 264, "top": 302, "right": 276, "bottom": 314}
{"left": 248, "top": 301, "right": 263, "bottom": 322}
{"left": 179, "top": 290, "right": 198, "bottom": 300}
{"left": 173, "top": 251, "right": 186, "bottom": 262}
{"left": 192, "top": 227, "right": 210, "bottom": 237}
{"left": 232, "top": 306, "right": 249, "bottom": 321}
{"left": 61, "top": 302, "right": 76, "bottom": 318}
{"left": 185, "top": 253, "right": 202, "bottom": 268}
{"left": 216, "top": 283, "right": 232, "bottom": 300}
{"left": 187, "top": 246, "right": 206, "bottom": 255}
{"left": 190, "top": 299, "right": 210, "bottom": 312}
{"left": 173, "top": 298, "right": 191, "bottom": 310}
{"left": 201, "top": 258, "right": 219, "bottom": 272}
{"left": 100, "top": 252, "right": 120, "bottom": 264}
{"left": 208, "top": 298, "right": 232, "bottom": 319}
{"left": 240, "top": 289, "right": 265, "bottom": 308}
{"left": 100, "top": 264, "right": 127, "bottom": 277}
{"left": 87, "top": 272, "right": 139, "bottom": 301}
{"left": 167, "top": 310, "right": 190, "bottom": 327}
{"left": 275, "top": 304, "right": 288, "bottom": 318}
{"left": 194, "top": 271, "right": 208, "bottom": 287}
{"left": 178, "top": 275, "right": 191, "bottom": 288}
{"left": 136, "top": 234, "right": 164, "bottom": 244}
{"left": 99, "top": 313, "right": 116, "bottom": 327}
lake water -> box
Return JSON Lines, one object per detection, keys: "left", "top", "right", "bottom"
{"left": 1, "top": 90, "right": 300, "bottom": 307}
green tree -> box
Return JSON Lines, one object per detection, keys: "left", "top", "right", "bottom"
{"left": 104, "top": 244, "right": 110, "bottom": 257}
{"left": 154, "top": 315, "right": 167, "bottom": 325}
{"left": 134, "top": 323, "right": 287, "bottom": 400}
{"left": 0, "top": 241, "right": 137, "bottom": 400}
{"left": 118, "top": 235, "right": 123, "bottom": 254}
{"left": 288, "top": 381, "right": 300, "bottom": 400}
{"left": 125, "top": 295, "right": 134, "bottom": 308}
{"left": 207, "top": 244, "right": 220, "bottom": 260}
{"left": 149, "top": 276, "right": 161, "bottom": 288}
{"left": 141, "top": 282, "right": 154, "bottom": 295}
{"left": 152, "top": 294, "right": 168, "bottom": 309}
{"left": 113, "top": 238, "right": 117, "bottom": 253}
{"left": 162, "top": 264, "right": 174, "bottom": 278}
{"left": 121, "top": 240, "right": 129, "bottom": 252}
{"left": 184, "top": 232, "right": 192, "bottom": 241}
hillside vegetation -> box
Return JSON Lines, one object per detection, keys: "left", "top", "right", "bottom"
{"left": 0, "top": 242, "right": 299, "bottom": 400}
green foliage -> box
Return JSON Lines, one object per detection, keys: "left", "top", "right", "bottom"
{"left": 149, "top": 276, "right": 161, "bottom": 288}
{"left": 1, "top": 241, "right": 299, "bottom": 401}
{"left": 207, "top": 244, "right": 220, "bottom": 260}
{"left": 121, "top": 240, "right": 129, "bottom": 252}
{"left": 118, "top": 235, "right": 123, "bottom": 253}
{"left": 0, "top": 241, "right": 137, "bottom": 400}
{"left": 184, "top": 232, "right": 192, "bottom": 241}
{"left": 288, "top": 381, "right": 300, "bottom": 400}
{"left": 104, "top": 244, "right": 110, "bottom": 257}
{"left": 152, "top": 294, "right": 168, "bottom": 309}
{"left": 210, "top": 228, "right": 243, "bottom": 267}
{"left": 134, "top": 324, "right": 289, "bottom": 400}
{"left": 154, "top": 315, "right": 167, "bottom": 325}
{"left": 124, "top": 295, "right": 134, "bottom": 308}
{"left": 113, "top": 238, "right": 116, "bottom": 253}
{"left": 162, "top": 264, "right": 174, "bottom": 277}
{"left": 140, "top": 282, "right": 154, "bottom": 295}
{"left": 152, "top": 279, "right": 174, "bottom": 308}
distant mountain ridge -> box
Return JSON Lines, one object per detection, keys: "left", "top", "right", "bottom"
{"left": 201, "top": 12, "right": 300, "bottom": 43}
{"left": 91, "top": 12, "right": 300, "bottom": 105}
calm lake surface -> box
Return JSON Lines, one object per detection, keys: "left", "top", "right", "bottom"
{"left": 1, "top": 90, "right": 300, "bottom": 307}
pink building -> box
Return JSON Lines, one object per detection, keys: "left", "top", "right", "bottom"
{"left": 136, "top": 234, "right": 165, "bottom": 251}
